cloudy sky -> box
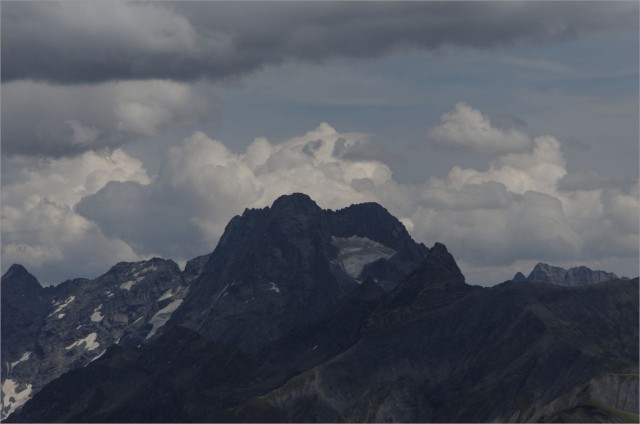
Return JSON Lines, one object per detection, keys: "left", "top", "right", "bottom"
{"left": 2, "top": 1, "right": 638, "bottom": 285}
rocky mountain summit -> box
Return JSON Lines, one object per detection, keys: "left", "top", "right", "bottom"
{"left": 513, "top": 262, "right": 623, "bottom": 286}
{"left": 169, "top": 193, "right": 428, "bottom": 354}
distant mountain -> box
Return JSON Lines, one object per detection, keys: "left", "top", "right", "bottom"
{"left": 169, "top": 193, "right": 428, "bottom": 354}
{"left": 513, "top": 262, "right": 623, "bottom": 287}
{"left": 8, "top": 243, "right": 639, "bottom": 423}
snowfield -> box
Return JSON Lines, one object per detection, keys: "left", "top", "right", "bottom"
{"left": 9, "top": 352, "right": 31, "bottom": 369}
{"left": 49, "top": 296, "right": 75, "bottom": 316}
{"left": 1, "top": 379, "right": 32, "bottom": 419}
{"left": 331, "top": 235, "right": 396, "bottom": 279}
{"left": 90, "top": 305, "right": 104, "bottom": 322}
{"left": 145, "top": 299, "right": 184, "bottom": 340}
{"left": 119, "top": 280, "right": 136, "bottom": 291}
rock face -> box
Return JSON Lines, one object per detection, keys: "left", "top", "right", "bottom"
{"left": 514, "top": 262, "right": 622, "bottom": 286}
{"left": 0, "top": 258, "right": 206, "bottom": 419}
{"left": 170, "top": 193, "right": 427, "bottom": 354}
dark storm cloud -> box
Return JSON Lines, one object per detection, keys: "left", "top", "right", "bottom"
{"left": 2, "top": 1, "right": 637, "bottom": 84}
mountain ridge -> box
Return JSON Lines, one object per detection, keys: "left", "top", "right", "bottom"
{"left": 1, "top": 194, "right": 428, "bottom": 418}
{"left": 513, "top": 262, "right": 624, "bottom": 287}
{"left": 2, "top": 193, "right": 637, "bottom": 422}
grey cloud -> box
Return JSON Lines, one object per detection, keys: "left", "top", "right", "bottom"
{"left": 74, "top": 180, "right": 209, "bottom": 260}
{"left": 333, "top": 138, "right": 403, "bottom": 164}
{"left": 3, "top": 1, "right": 637, "bottom": 84}
{"left": 302, "top": 139, "right": 325, "bottom": 157}
{"left": 1, "top": 80, "right": 218, "bottom": 157}
{"left": 558, "top": 171, "right": 609, "bottom": 191}
{"left": 419, "top": 181, "right": 515, "bottom": 211}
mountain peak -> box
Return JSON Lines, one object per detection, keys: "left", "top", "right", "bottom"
{"left": 512, "top": 272, "right": 527, "bottom": 282}
{"left": 430, "top": 241, "right": 449, "bottom": 255}
{"left": 532, "top": 261, "right": 557, "bottom": 270}
{"left": 3, "top": 264, "right": 31, "bottom": 279}
{"left": 1, "top": 263, "right": 41, "bottom": 291}
{"left": 423, "top": 242, "right": 464, "bottom": 282}
{"left": 270, "top": 192, "right": 321, "bottom": 213}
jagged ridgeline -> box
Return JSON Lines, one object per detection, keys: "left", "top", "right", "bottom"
{"left": 2, "top": 193, "right": 638, "bottom": 423}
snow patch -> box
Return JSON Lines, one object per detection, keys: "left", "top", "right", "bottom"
{"left": 9, "top": 352, "right": 31, "bottom": 369}
{"left": 49, "top": 295, "right": 75, "bottom": 316}
{"left": 119, "top": 280, "right": 136, "bottom": 291}
{"left": 269, "top": 282, "right": 281, "bottom": 293}
{"left": 1, "top": 379, "right": 32, "bottom": 419}
{"left": 145, "top": 299, "right": 183, "bottom": 340}
{"left": 158, "top": 289, "right": 173, "bottom": 301}
{"left": 215, "top": 283, "right": 231, "bottom": 301}
{"left": 139, "top": 265, "right": 158, "bottom": 275}
{"left": 57, "top": 313, "right": 65, "bottom": 319}
{"left": 65, "top": 332, "right": 100, "bottom": 352}
{"left": 90, "top": 305, "right": 104, "bottom": 322}
{"left": 331, "top": 236, "right": 396, "bottom": 279}
{"left": 311, "top": 345, "right": 318, "bottom": 351}
{"left": 88, "top": 349, "right": 107, "bottom": 364}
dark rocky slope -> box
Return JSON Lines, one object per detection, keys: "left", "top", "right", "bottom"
{"left": 6, "top": 326, "right": 255, "bottom": 423}
{"left": 217, "top": 256, "right": 638, "bottom": 422}
{"left": 1, "top": 256, "right": 209, "bottom": 419}
{"left": 9, "top": 242, "right": 638, "bottom": 423}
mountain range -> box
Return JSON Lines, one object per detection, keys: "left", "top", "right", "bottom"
{"left": 2, "top": 193, "right": 638, "bottom": 423}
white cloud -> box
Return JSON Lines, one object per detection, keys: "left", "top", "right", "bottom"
{"left": 76, "top": 124, "right": 401, "bottom": 261}
{"left": 5, "top": 104, "right": 638, "bottom": 285}
{"left": 427, "top": 102, "right": 532, "bottom": 152}
{"left": 1, "top": 150, "right": 151, "bottom": 283}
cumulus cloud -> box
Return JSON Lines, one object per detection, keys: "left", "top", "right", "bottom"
{"left": 75, "top": 124, "right": 405, "bottom": 261}
{"left": 70, "top": 116, "right": 639, "bottom": 284}
{"left": 1, "top": 80, "right": 217, "bottom": 156}
{"left": 1, "top": 150, "right": 151, "bottom": 283}
{"left": 412, "top": 132, "right": 638, "bottom": 278}
{"left": 4, "top": 104, "right": 638, "bottom": 284}
{"left": 426, "top": 102, "right": 532, "bottom": 152}
{"left": 2, "top": 2, "right": 637, "bottom": 84}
